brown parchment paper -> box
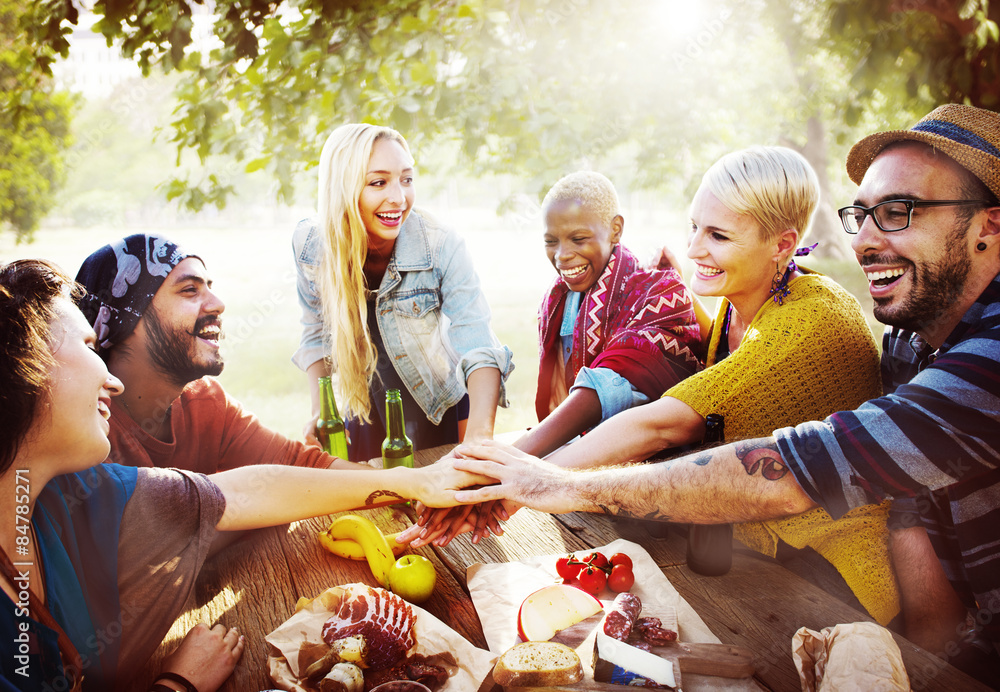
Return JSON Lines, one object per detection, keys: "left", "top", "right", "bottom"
{"left": 792, "top": 622, "right": 910, "bottom": 692}
{"left": 467, "top": 537, "right": 757, "bottom": 691}
{"left": 265, "top": 583, "right": 497, "bottom": 691}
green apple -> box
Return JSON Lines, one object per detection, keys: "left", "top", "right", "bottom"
{"left": 387, "top": 554, "right": 437, "bottom": 604}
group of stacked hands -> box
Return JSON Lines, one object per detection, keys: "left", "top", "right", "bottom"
{"left": 1, "top": 103, "right": 998, "bottom": 691}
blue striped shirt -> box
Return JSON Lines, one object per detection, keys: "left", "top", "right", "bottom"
{"left": 775, "top": 271, "right": 1000, "bottom": 645}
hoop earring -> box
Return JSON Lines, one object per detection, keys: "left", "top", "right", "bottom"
{"left": 769, "top": 260, "right": 792, "bottom": 306}
{"left": 978, "top": 242, "right": 988, "bottom": 251}
{"left": 769, "top": 262, "right": 783, "bottom": 292}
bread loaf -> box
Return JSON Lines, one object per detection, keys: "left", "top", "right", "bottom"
{"left": 492, "top": 641, "right": 584, "bottom": 687}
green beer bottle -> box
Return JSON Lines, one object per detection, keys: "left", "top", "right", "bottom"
{"left": 316, "top": 376, "right": 349, "bottom": 460}
{"left": 382, "top": 389, "right": 414, "bottom": 469}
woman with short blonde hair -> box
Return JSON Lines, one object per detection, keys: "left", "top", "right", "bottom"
{"left": 426, "top": 147, "right": 899, "bottom": 626}
{"left": 540, "top": 145, "right": 897, "bottom": 623}
{"left": 703, "top": 145, "right": 820, "bottom": 246}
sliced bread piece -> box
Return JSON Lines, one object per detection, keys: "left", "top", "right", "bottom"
{"left": 492, "top": 641, "right": 584, "bottom": 687}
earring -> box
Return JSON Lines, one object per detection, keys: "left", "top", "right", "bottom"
{"left": 769, "top": 260, "right": 792, "bottom": 306}
{"left": 978, "top": 242, "right": 988, "bottom": 251}
{"left": 769, "top": 261, "right": 783, "bottom": 293}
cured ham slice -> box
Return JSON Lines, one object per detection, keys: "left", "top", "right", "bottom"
{"left": 321, "top": 584, "right": 416, "bottom": 670}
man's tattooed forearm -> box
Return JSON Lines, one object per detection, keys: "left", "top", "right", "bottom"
{"left": 734, "top": 439, "right": 788, "bottom": 480}
{"left": 365, "top": 489, "right": 406, "bottom": 505}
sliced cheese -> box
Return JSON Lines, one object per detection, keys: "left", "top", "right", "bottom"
{"left": 596, "top": 628, "right": 677, "bottom": 688}
{"left": 517, "top": 584, "right": 603, "bottom": 641}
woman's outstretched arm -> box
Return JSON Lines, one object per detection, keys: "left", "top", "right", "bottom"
{"left": 544, "top": 395, "right": 705, "bottom": 470}
{"left": 210, "top": 464, "right": 493, "bottom": 531}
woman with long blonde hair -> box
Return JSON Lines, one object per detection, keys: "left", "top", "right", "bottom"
{"left": 293, "top": 124, "right": 512, "bottom": 461}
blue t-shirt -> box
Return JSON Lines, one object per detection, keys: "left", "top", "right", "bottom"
{"left": 1, "top": 465, "right": 137, "bottom": 691}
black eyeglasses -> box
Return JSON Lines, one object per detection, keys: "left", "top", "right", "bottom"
{"left": 837, "top": 199, "right": 992, "bottom": 234}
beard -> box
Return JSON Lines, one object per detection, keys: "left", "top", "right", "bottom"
{"left": 869, "top": 219, "right": 972, "bottom": 335}
{"left": 143, "top": 304, "right": 224, "bottom": 386}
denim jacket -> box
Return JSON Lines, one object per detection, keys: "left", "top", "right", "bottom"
{"left": 292, "top": 210, "right": 513, "bottom": 424}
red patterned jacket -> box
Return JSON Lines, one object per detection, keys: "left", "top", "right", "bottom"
{"left": 536, "top": 245, "right": 703, "bottom": 421}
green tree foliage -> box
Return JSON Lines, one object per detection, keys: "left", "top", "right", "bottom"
{"left": 1, "top": 0, "right": 73, "bottom": 240}
{"left": 25, "top": 0, "right": 805, "bottom": 213}
{"left": 828, "top": 0, "right": 999, "bottom": 114}
{"left": 22, "top": 0, "right": 996, "bottom": 231}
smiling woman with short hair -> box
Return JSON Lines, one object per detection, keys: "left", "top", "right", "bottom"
{"left": 421, "top": 148, "right": 901, "bottom": 627}
{"left": 555, "top": 147, "right": 898, "bottom": 623}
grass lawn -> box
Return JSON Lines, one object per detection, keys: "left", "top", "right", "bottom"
{"left": 1, "top": 206, "right": 880, "bottom": 443}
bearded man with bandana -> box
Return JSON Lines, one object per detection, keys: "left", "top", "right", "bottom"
{"left": 76, "top": 234, "right": 364, "bottom": 475}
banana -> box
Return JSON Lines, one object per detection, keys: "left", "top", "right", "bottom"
{"left": 318, "top": 530, "right": 406, "bottom": 561}
{"left": 325, "top": 514, "right": 396, "bottom": 586}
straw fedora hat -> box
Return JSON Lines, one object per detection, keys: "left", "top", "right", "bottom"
{"left": 846, "top": 104, "right": 1000, "bottom": 200}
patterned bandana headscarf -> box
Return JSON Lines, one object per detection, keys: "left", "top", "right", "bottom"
{"left": 75, "top": 234, "right": 198, "bottom": 353}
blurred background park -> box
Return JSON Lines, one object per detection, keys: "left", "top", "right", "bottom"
{"left": 2, "top": 0, "right": 998, "bottom": 439}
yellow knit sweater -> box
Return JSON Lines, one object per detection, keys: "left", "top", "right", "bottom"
{"left": 666, "top": 271, "right": 899, "bottom": 625}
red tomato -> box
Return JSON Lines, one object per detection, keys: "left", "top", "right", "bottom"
{"left": 608, "top": 563, "right": 635, "bottom": 593}
{"left": 583, "top": 551, "right": 610, "bottom": 571}
{"left": 578, "top": 565, "right": 608, "bottom": 595}
{"left": 610, "top": 553, "right": 633, "bottom": 571}
{"left": 556, "top": 555, "right": 583, "bottom": 581}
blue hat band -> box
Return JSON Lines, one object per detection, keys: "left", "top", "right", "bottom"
{"left": 912, "top": 119, "right": 1000, "bottom": 160}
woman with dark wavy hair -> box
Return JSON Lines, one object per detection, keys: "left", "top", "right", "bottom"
{"left": 0, "top": 260, "right": 485, "bottom": 690}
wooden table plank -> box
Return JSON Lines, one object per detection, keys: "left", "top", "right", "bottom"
{"left": 556, "top": 511, "right": 689, "bottom": 566}
{"left": 412, "top": 444, "right": 988, "bottom": 692}
{"left": 124, "top": 441, "right": 990, "bottom": 692}
{"left": 432, "top": 506, "right": 596, "bottom": 584}
{"left": 665, "top": 553, "right": 991, "bottom": 692}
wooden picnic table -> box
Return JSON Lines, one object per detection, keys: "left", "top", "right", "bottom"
{"left": 125, "top": 443, "right": 990, "bottom": 692}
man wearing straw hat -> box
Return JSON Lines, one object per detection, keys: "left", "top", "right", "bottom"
{"left": 439, "top": 104, "right": 1000, "bottom": 686}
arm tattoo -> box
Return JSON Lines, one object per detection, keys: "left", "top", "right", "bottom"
{"left": 595, "top": 503, "right": 671, "bottom": 522}
{"left": 688, "top": 450, "right": 713, "bottom": 467}
{"left": 365, "top": 489, "right": 406, "bottom": 505}
{"left": 734, "top": 440, "right": 788, "bottom": 481}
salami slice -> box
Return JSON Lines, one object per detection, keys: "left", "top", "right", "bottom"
{"left": 603, "top": 592, "right": 642, "bottom": 641}
{"left": 634, "top": 616, "right": 662, "bottom": 631}
{"left": 641, "top": 625, "right": 678, "bottom": 645}
{"left": 632, "top": 616, "right": 678, "bottom": 645}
